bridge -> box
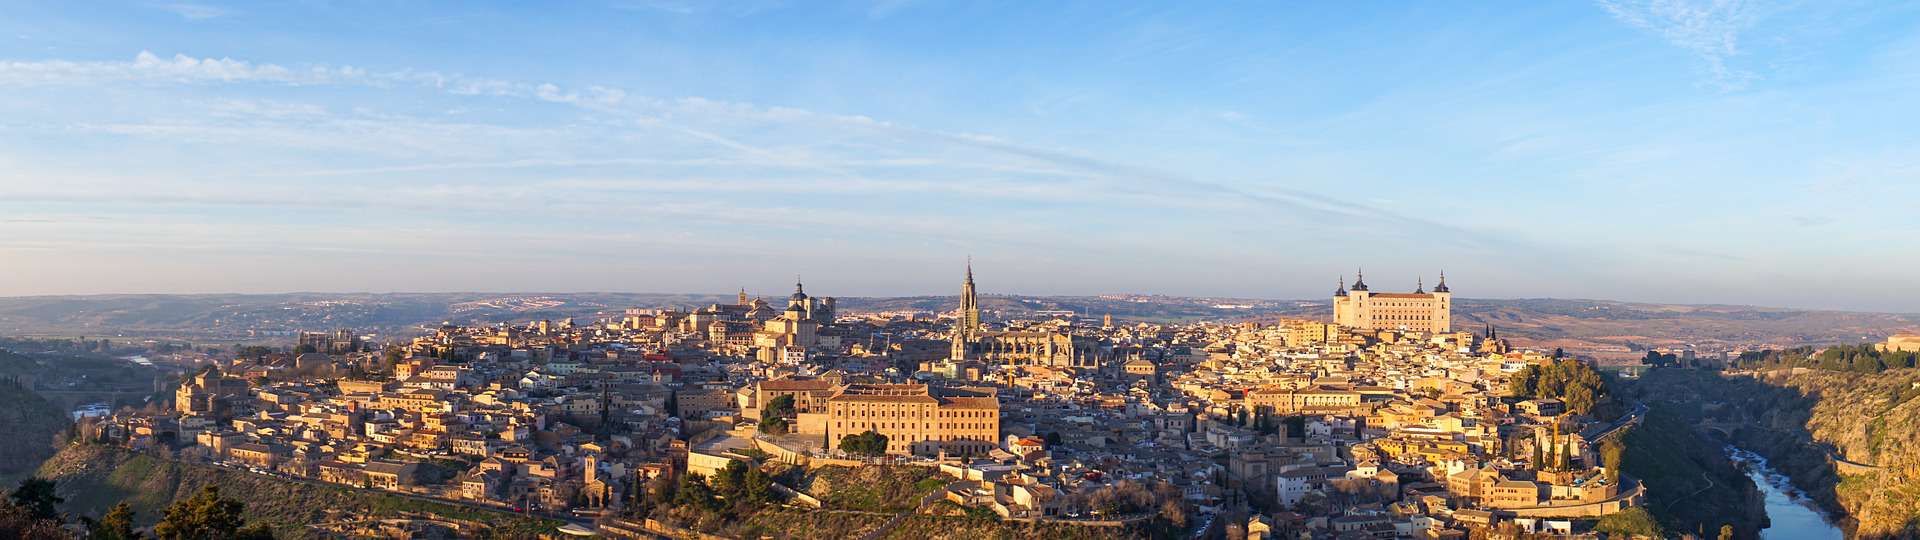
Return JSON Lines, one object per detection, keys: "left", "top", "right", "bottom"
{"left": 1695, "top": 418, "right": 1882, "bottom": 473}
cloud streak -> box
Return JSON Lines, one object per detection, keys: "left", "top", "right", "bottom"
{"left": 0, "top": 49, "right": 1542, "bottom": 296}
{"left": 156, "top": 3, "right": 228, "bottom": 20}
{"left": 1597, "top": 0, "right": 1761, "bottom": 90}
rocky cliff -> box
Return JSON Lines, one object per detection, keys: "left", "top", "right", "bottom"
{"left": 1632, "top": 368, "right": 1920, "bottom": 539}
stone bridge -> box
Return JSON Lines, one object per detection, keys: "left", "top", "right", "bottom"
{"left": 1697, "top": 419, "right": 1882, "bottom": 473}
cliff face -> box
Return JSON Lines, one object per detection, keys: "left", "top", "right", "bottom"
{"left": 1761, "top": 369, "right": 1920, "bottom": 539}
{"left": 1633, "top": 368, "right": 1920, "bottom": 539}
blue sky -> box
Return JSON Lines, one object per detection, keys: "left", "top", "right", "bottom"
{"left": 2, "top": 1, "right": 1918, "bottom": 311}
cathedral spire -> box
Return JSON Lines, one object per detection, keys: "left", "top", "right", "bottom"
{"left": 1415, "top": 276, "right": 1425, "bottom": 294}
{"left": 1335, "top": 276, "right": 1348, "bottom": 297}
{"left": 1350, "top": 268, "right": 1369, "bottom": 291}
{"left": 1434, "top": 271, "right": 1450, "bottom": 293}
{"left": 955, "top": 260, "right": 983, "bottom": 352}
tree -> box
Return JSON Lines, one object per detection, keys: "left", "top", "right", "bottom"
{"left": 839, "top": 430, "right": 889, "bottom": 456}
{"left": 1086, "top": 481, "right": 1154, "bottom": 516}
{"left": 1043, "top": 431, "right": 1064, "bottom": 446}
{"left": 10, "top": 478, "right": 62, "bottom": 521}
{"left": 0, "top": 497, "right": 69, "bottom": 540}
{"left": 711, "top": 461, "right": 747, "bottom": 499}
{"left": 740, "top": 465, "right": 773, "bottom": 504}
{"left": 87, "top": 503, "right": 138, "bottom": 540}
{"left": 153, "top": 485, "right": 273, "bottom": 540}
{"left": 1508, "top": 365, "right": 1541, "bottom": 397}
{"left": 1594, "top": 507, "right": 1663, "bottom": 538}
{"left": 670, "top": 474, "right": 719, "bottom": 511}
{"left": 381, "top": 348, "right": 406, "bottom": 370}
{"left": 1601, "top": 437, "right": 1626, "bottom": 483}
{"left": 643, "top": 474, "right": 676, "bottom": 510}
{"left": 759, "top": 394, "right": 795, "bottom": 435}
{"left": 1158, "top": 499, "right": 1189, "bottom": 529}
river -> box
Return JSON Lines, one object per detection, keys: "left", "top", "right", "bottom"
{"left": 1727, "top": 447, "right": 1843, "bottom": 540}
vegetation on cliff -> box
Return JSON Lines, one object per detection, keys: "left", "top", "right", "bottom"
{"left": 36, "top": 443, "right": 560, "bottom": 539}
{"left": 1629, "top": 366, "right": 1920, "bottom": 539}
{"left": 1605, "top": 397, "right": 1765, "bottom": 538}
{"left": 0, "top": 379, "right": 70, "bottom": 484}
{"left": 1733, "top": 344, "right": 1920, "bottom": 373}
{"left": 644, "top": 462, "right": 1183, "bottom": 540}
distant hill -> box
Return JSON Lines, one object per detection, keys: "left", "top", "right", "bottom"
{"left": 0, "top": 293, "right": 1911, "bottom": 360}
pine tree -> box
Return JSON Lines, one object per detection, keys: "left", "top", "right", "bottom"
{"left": 88, "top": 502, "right": 138, "bottom": 540}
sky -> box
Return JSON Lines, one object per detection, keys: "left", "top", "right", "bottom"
{"left": 1, "top": 1, "right": 1918, "bottom": 311}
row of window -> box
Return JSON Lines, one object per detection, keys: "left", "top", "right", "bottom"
{"left": 831, "top": 407, "right": 994, "bottom": 418}
{"left": 834, "top": 422, "right": 994, "bottom": 431}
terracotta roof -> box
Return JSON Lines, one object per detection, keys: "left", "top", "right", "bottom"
{"left": 937, "top": 396, "right": 1000, "bottom": 409}
{"left": 833, "top": 394, "right": 938, "bottom": 403}
{"left": 759, "top": 380, "right": 837, "bottom": 391}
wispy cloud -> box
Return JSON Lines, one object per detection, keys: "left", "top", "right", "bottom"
{"left": 1596, "top": 0, "right": 1761, "bottom": 90}
{"left": 0, "top": 48, "right": 1551, "bottom": 297}
{"left": 606, "top": 0, "right": 788, "bottom": 17}
{"left": 156, "top": 3, "right": 227, "bottom": 21}
{"left": 0, "top": 51, "right": 627, "bottom": 109}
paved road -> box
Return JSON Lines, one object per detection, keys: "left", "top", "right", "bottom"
{"left": 1584, "top": 402, "right": 1648, "bottom": 442}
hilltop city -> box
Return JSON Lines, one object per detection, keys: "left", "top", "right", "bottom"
{"left": 57, "top": 265, "right": 1689, "bottom": 539}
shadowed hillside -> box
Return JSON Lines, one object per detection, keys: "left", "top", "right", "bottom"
{"left": 37, "top": 444, "right": 562, "bottom": 539}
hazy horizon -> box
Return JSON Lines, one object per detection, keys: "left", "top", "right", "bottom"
{"left": 1, "top": 288, "right": 1912, "bottom": 317}
{"left": 4, "top": 2, "right": 1920, "bottom": 311}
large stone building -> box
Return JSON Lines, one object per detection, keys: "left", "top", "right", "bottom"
{"left": 1244, "top": 385, "right": 1365, "bottom": 414}
{"left": 823, "top": 383, "right": 1000, "bottom": 456}
{"left": 175, "top": 368, "right": 251, "bottom": 416}
{"left": 1879, "top": 333, "right": 1920, "bottom": 354}
{"left": 784, "top": 279, "right": 836, "bottom": 325}
{"left": 1332, "top": 271, "right": 1452, "bottom": 333}
{"left": 949, "top": 264, "right": 1101, "bottom": 369}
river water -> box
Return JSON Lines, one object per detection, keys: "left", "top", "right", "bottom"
{"left": 1727, "top": 447, "right": 1843, "bottom": 540}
